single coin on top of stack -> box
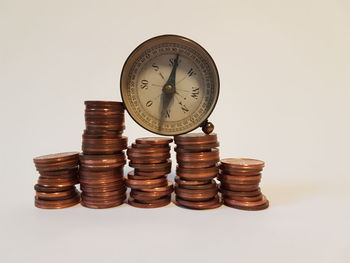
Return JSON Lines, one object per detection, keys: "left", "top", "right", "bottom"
{"left": 80, "top": 101, "right": 128, "bottom": 209}
{"left": 173, "top": 133, "right": 221, "bottom": 210}
{"left": 33, "top": 152, "right": 80, "bottom": 209}
{"left": 126, "top": 137, "right": 173, "bottom": 208}
{"left": 219, "top": 158, "right": 269, "bottom": 210}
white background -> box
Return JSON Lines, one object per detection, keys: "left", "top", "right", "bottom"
{"left": 1, "top": 0, "right": 350, "bottom": 262}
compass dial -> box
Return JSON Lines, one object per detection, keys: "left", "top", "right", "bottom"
{"left": 120, "top": 35, "right": 219, "bottom": 135}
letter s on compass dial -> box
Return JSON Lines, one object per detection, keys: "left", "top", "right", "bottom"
{"left": 120, "top": 35, "right": 219, "bottom": 136}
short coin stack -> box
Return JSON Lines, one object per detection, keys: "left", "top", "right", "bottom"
{"left": 173, "top": 133, "right": 221, "bottom": 210}
{"left": 126, "top": 137, "right": 173, "bottom": 208}
{"left": 33, "top": 152, "right": 80, "bottom": 209}
{"left": 219, "top": 158, "right": 269, "bottom": 210}
{"left": 79, "top": 101, "right": 128, "bottom": 209}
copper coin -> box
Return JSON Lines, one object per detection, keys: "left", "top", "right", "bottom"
{"left": 176, "top": 166, "right": 218, "bottom": 181}
{"left": 134, "top": 167, "right": 171, "bottom": 175}
{"left": 35, "top": 189, "right": 78, "bottom": 200}
{"left": 39, "top": 173, "right": 78, "bottom": 180}
{"left": 175, "top": 187, "right": 218, "bottom": 201}
{"left": 128, "top": 157, "right": 170, "bottom": 164}
{"left": 176, "top": 148, "right": 219, "bottom": 163}
{"left": 85, "top": 123, "right": 125, "bottom": 130}
{"left": 139, "top": 182, "right": 174, "bottom": 192}
{"left": 79, "top": 153, "right": 126, "bottom": 169}
{"left": 85, "top": 107, "right": 124, "bottom": 114}
{"left": 176, "top": 181, "right": 217, "bottom": 190}
{"left": 85, "top": 100, "right": 124, "bottom": 108}
{"left": 82, "top": 148, "right": 126, "bottom": 155}
{"left": 38, "top": 167, "right": 78, "bottom": 177}
{"left": 133, "top": 169, "right": 170, "bottom": 178}
{"left": 175, "top": 196, "right": 222, "bottom": 210}
{"left": 127, "top": 172, "right": 163, "bottom": 180}
{"left": 127, "top": 145, "right": 170, "bottom": 154}
{"left": 224, "top": 195, "right": 269, "bottom": 210}
{"left": 129, "top": 159, "right": 171, "bottom": 171}
{"left": 174, "top": 142, "right": 220, "bottom": 152}
{"left": 85, "top": 111, "right": 124, "bottom": 117}
{"left": 85, "top": 121, "right": 125, "bottom": 128}
{"left": 80, "top": 178, "right": 125, "bottom": 189}
{"left": 82, "top": 137, "right": 127, "bottom": 145}
{"left": 127, "top": 150, "right": 170, "bottom": 160}
{"left": 218, "top": 173, "right": 261, "bottom": 185}
{"left": 80, "top": 161, "right": 126, "bottom": 170}
{"left": 81, "top": 193, "right": 126, "bottom": 202}
{"left": 79, "top": 153, "right": 126, "bottom": 164}
{"left": 34, "top": 184, "right": 75, "bottom": 193}
{"left": 82, "top": 141, "right": 127, "bottom": 149}
{"left": 127, "top": 170, "right": 165, "bottom": 180}
{"left": 81, "top": 197, "right": 125, "bottom": 209}
{"left": 38, "top": 175, "right": 79, "bottom": 184}
{"left": 128, "top": 197, "right": 170, "bottom": 208}
{"left": 35, "top": 164, "right": 79, "bottom": 172}
{"left": 35, "top": 158, "right": 79, "bottom": 169}
{"left": 220, "top": 183, "right": 260, "bottom": 192}
{"left": 79, "top": 176, "right": 125, "bottom": 185}
{"left": 174, "top": 133, "right": 217, "bottom": 145}
{"left": 37, "top": 178, "right": 78, "bottom": 187}
{"left": 130, "top": 143, "right": 169, "bottom": 149}
{"left": 85, "top": 114, "right": 124, "bottom": 120}
{"left": 80, "top": 179, "right": 125, "bottom": 188}
{"left": 219, "top": 167, "right": 262, "bottom": 176}
{"left": 83, "top": 187, "right": 126, "bottom": 198}
{"left": 174, "top": 176, "right": 212, "bottom": 186}
{"left": 33, "top": 152, "right": 79, "bottom": 164}
{"left": 126, "top": 177, "right": 168, "bottom": 189}
{"left": 79, "top": 167, "right": 124, "bottom": 179}
{"left": 219, "top": 187, "right": 262, "bottom": 197}
{"left": 177, "top": 161, "right": 217, "bottom": 169}
{"left": 34, "top": 195, "right": 80, "bottom": 209}
{"left": 130, "top": 189, "right": 173, "bottom": 201}
{"left": 220, "top": 158, "right": 265, "bottom": 170}
{"left": 85, "top": 116, "right": 125, "bottom": 123}
{"left": 227, "top": 194, "right": 264, "bottom": 202}
{"left": 135, "top": 137, "right": 173, "bottom": 145}
{"left": 134, "top": 195, "right": 171, "bottom": 204}
{"left": 83, "top": 129, "right": 123, "bottom": 137}
{"left": 80, "top": 184, "right": 125, "bottom": 193}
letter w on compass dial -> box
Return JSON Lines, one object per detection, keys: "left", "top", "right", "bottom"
{"left": 137, "top": 53, "right": 204, "bottom": 132}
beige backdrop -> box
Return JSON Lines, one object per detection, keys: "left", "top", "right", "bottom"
{"left": 1, "top": 1, "right": 349, "bottom": 262}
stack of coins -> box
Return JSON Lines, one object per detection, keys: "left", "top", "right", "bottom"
{"left": 126, "top": 137, "right": 173, "bottom": 208}
{"left": 33, "top": 152, "right": 80, "bottom": 209}
{"left": 79, "top": 101, "right": 128, "bottom": 209}
{"left": 173, "top": 133, "right": 221, "bottom": 210}
{"left": 219, "top": 158, "right": 269, "bottom": 210}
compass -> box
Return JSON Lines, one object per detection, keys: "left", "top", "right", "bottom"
{"left": 120, "top": 35, "right": 219, "bottom": 136}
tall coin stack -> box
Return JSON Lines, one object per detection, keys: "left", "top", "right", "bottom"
{"left": 33, "top": 152, "right": 80, "bottom": 209}
{"left": 126, "top": 137, "right": 173, "bottom": 208}
{"left": 219, "top": 158, "right": 269, "bottom": 210}
{"left": 79, "top": 101, "right": 128, "bottom": 209}
{"left": 173, "top": 133, "right": 221, "bottom": 210}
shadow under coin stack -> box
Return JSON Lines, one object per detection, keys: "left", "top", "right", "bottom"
{"left": 126, "top": 137, "right": 173, "bottom": 208}
{"left": 79, "top": 101, "right": 128, "bottom": 209}
{"left": 33, "top": 152, "right": 80, "bottom": 209}
{"left": 174, "top": 133, "right": 221, "bottom": 210}
{"left": 219, "top": 158, "right": 269, "bottom": 210}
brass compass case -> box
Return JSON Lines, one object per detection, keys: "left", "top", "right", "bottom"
{"left": 120, "top": 35, "right": 220, "bottom": 136}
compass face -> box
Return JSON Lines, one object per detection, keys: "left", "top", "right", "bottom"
{"left": 120, "top": 35, "right": 219, "bottom": 135}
